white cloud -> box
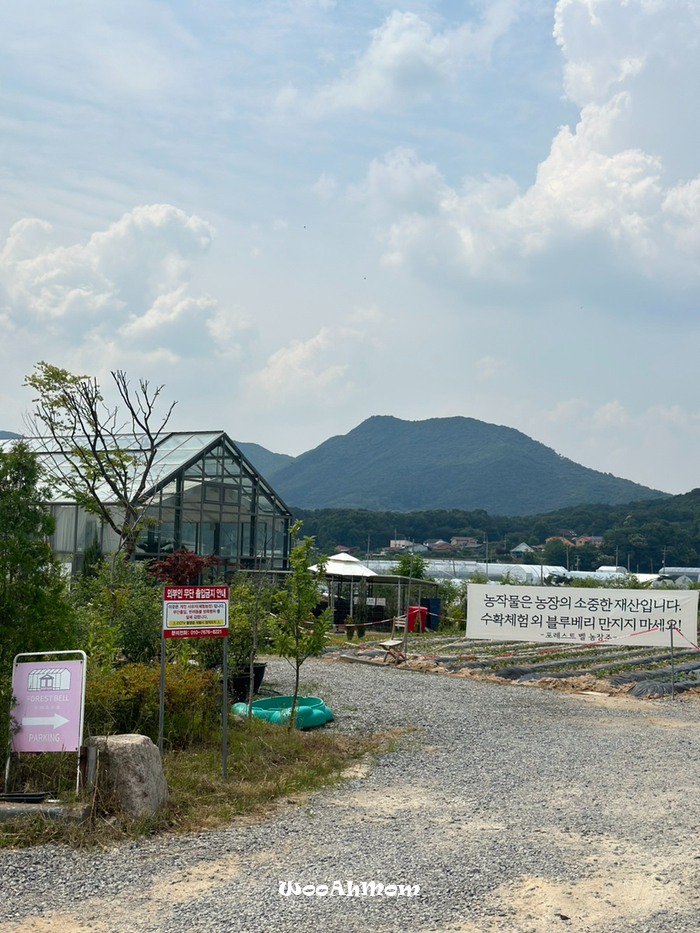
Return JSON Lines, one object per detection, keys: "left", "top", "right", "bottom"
{"left": 205, "top": 305, "right": 254, "bottom": 361}
{"left": 358, "top": 1, "right": 700, "bottom": 291}
{"left": 339, "top": 304, "right": 383, "bottom": 341}
{"left": 243, "top": 327, "right": 351, "bottom": 409}
{"left": 534, "top": 398, "right": 700, "bottom": 494}
{"left": 475, "top": 355, "right": 503, "bottom": 382}
{"left": 0, "top": 204, "right": 216, "bottom": 362}
{"left": 313, "top": 172, "right": 338, "bottom": 201}
{"left": 588, "top": 400, "right": 629, "bottom": 430}
{"left": 241, "top": 303, "right": 385, "bottom": 418}
{"left": 0, "top": 1, "right": 201, "bottom": 111}
{"left": 119, "top": 287, "right": 216, "bottom": 341}
{"left": 359, "top": 147, "right": 451, "bottom": 217}
{"left": 280, "top": 3, "right": 519, "bottom": 117}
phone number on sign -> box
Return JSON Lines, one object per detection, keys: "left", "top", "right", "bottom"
{"left": 163, "top": 627, "right": 229, "bottom": 639}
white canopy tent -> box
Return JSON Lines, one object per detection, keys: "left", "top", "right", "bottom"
{"left": 310, "top": 552, "right": 378, "bottom": 578}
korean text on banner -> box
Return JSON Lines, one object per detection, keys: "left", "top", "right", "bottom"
{"left": 466, "top": 584, "right": 699, "bottom": 648}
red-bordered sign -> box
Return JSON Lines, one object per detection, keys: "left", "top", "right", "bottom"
{"left": 162, "top": 585, "right": 229, "bottom": 638}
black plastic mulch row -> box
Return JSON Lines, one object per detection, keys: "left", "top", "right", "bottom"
{"left": 485, "top": 649, "right": 699, "bottom": 681}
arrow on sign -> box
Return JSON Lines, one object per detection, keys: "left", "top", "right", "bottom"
{"left": 21, "top": 714, "right": 69, "bottom": 729}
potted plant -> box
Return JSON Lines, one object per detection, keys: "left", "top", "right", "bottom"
{"left": 227, "top": 606, "right": 267, "bottom": 702}
{"left": 343, "top": 616, "right": 365, "bottom": 640}
{"left": 344, "top": 615, "right": 356, "bottom": 639}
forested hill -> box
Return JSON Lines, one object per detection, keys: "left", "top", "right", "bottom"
{"left": 295, "top": 486, "right": 700, "bottom": 569}
{"left": 268, "top": 416, "right": 667, "bottom": 515}
{"left": 236, "top": 442, "right": 294, "bottom": 479}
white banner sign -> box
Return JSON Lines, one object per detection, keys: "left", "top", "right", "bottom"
{"left": 466, "top": 584, "right": 699, "bottom": 648}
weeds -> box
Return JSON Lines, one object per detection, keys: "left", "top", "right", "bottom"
{"left": 0, "top": 717, "right": 380, "bottom": 849}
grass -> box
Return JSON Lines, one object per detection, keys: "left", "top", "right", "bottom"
{"left": 0, "top": 716, "right": 380, "bottom": 849}
{"left": 162, "top": 716, "right": 374, "bottom": 832}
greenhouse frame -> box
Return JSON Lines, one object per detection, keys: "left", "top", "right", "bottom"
{"left": 2, "top": 431, "right": 293, "bottom": 574}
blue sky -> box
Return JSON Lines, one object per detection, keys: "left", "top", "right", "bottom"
{"left": 1, "top": 0, "right": 700, "bottom": 494}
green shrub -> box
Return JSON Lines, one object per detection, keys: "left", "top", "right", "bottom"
{"left": 85, "top": 663, "right": 220, "bottom": 749}
{"left": 72, "top": 560, "right": 162, "bottom": 667}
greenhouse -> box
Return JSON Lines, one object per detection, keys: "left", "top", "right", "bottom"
{"left": 1, "top": 431, "right": 293, "bottom": 574}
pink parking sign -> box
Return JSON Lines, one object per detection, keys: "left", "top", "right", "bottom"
{"left": 11, "top": 659, "right": 85, "bottom": 753}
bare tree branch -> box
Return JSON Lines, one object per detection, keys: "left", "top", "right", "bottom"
{"left": 23, "top": 362, "right": 177, "bottom": 559}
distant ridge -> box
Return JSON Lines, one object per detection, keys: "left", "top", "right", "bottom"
{"left": 236, "top": 442, "right": 295, "bottom": 479}
{"left": 4, "top": 420, "right": 666, "bottom": 515}
{"left": 260, "top": 416, "right": 667, "bottom": 515}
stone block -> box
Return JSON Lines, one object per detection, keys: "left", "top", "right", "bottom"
{"left": 86, "top": 734, "right": 169, "bottom": 819}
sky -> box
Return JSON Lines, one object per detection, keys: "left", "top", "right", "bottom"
{"left": 1, "top": 0, "right": 700, "bottom": 495}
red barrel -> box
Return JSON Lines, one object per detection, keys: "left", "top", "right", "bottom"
{"left": 407, "top": 605, "right": 427, "bottom": 632}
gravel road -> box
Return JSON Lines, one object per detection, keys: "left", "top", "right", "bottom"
{"left": 2, "top": 658, "right": 700, "bottom": 933}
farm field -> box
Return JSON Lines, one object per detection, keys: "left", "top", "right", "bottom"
{"left": 326, "top": 631, "right": 700, "bottom": 698}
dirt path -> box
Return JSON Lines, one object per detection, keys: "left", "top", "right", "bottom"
{"left": 2, "top": 660, "right": 700, "bottom": 933}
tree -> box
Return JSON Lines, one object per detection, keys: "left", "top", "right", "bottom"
{"left": 571, "top": 543, "right": 602, "bottom": 572}
{"left": 392, "top": 552, "right": 429, "bottom": 580}
{"left": 148, "top": 549, "right": 221, "bottom": 586}
{"left": 24, "top": 363, "right": 176, "bottom": 559}
{"left": 542, "top": 538, "right": 570, "bottom": 568}
{"left": 81, "top": 533, "right": 104, "bottom": 579}
{"left": 274, "top": 523, "right": 330, "bottom": 728}
{"left": 0, "top": 443, "right": 75, "bottom": 746}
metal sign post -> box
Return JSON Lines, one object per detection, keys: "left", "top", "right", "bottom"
{"left": 158, "top": 634, "right": 166, "bottom": 755}
{"left": 670, "top": 622, "right": 676, "bottom": 701}
{"left": 222, "top": 636, "right": 228, "bottom": 779}
{"left": 5, "top": 650, "right": 87, "bottom": 794}
{"left": 159, "top": 586, "right": 229, "bottom": 777}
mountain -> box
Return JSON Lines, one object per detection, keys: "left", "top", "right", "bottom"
{"left": 236, "top": 442, "right": 295, "bottom": 479}
{"left": 0, "top": 431, "right": 21, "bottom": 439}
{"left": 265, "top": 416, "right": 668, "bottom": 515}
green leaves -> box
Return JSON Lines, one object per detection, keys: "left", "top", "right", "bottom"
{"left": 71, "top": 559, "right": 162, "bottom": 669}
{"left": 392, "top": 551, "right": 429, "bottom": 580}
{"left": 0, "top": 443, "right": 76, "bottom": 748}
{"left": 273, "top": 524, "right": 331, "bottom": 725}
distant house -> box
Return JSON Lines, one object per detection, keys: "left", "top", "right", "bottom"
{"left": 450, "top": 536, "right": 478, "bottom": 548}
{"left": 510, "top": 542, "right": 535, "bottom": 558}
{"left": 546, "top": 536, "right": 575, "bottom": 548}
{"left": 388, "top": 541, "right": 429, "bottom": 554}
{"left": 575, "top": 536, "right": 603, "bottom": 547}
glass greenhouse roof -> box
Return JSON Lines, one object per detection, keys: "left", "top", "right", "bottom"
{"left": 0, "top": 431, "right": 286, "bottom": 507}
